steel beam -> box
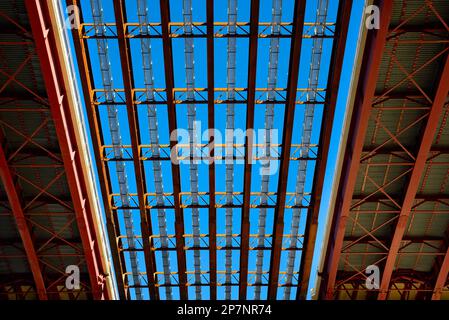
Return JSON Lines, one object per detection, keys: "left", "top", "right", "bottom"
{"left": 321, "top": 0, "right": 393, "bottom": 300}
{"left": 206, "top": 0, "right": 217, "bottom": 301}
{"left": 67, "top": 0, "right": 128, "bottom": 300}
{"left": 79, "top": 21, "right": 335, "bottom": 40}
{"left": 160, "top": 0, "right": 188, "bottom": 300}
{"left": 267, "top": 0, "right": 306, "bottom": 300}
{"left": 113, "top": 0, "right": 159, "bottom": 300}
{"left": 432, "top": 242, "right": 449, "bottom": 300}
{"left": 26, "top": 0, "right": 109, "bottom": 300}
{"left": 378, "top": 50, "right": 449, "bottom": 301}
{"left": 0, "top": 132, "right": 47, "bottom": 300}
{"left": 296, "top": 0, "right": 352, "bottom": 300}
{"left": 239, "top": 0, "right": 259, "bottom": 300}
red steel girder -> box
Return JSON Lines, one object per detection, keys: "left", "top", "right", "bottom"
{"left": 373, "top": 46, "right": 449, "bottom": 105}
{"left": 321, "top": 0, "right": 393, "bottom": 300}
{"left": 206, "top": 0, "right": 217, "bottom": 301}
{"left": 0, "top": 52, "right": 34, "bottom": 95}
{"left": 432, "top": 242, "right": 449, "bottom": 300}
{"left": 378, "top": 49, "right": 449, "bottom": 301}
{"left": 0, "top": 67, "right": 48, "bottom": 107}
{"left": 26, "top": 0, "right": 108, "bottom": 300}
{"left": 113, "top": 0, "right": 159, "bottom": 300}
{"left": 0, "top": 132, "right": 48, "bottom": 300}
{"left": 67, "top": 0, "right": 128, "bottom": 299}
{"left": 239, "top": 0, "right": 260, "bottom": 300}
{"left": 0, "top": 119, "right": 62, "bottom": 163}
{"left": 296, "top": 0, "right": 352, "bottom": 300}
{"left": 267, "top": 0, "right": 306, "bottom": 300}
{"left": 160, "top": 0, "right": 188, "bottom": 299}
{"left": 0, "top": 23, "right": 34, "bottom": 93}
{"left": 0, "top": 11, "right": 30, "bottom": 36}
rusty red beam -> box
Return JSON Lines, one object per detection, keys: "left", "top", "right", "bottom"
{"left": 113, "top": 0, "right": 159, "bottom": 300}
{"left": 0, "top": 52, "right": 33, "bottom": 95}
{"left": 26, "top": 0, "right": 109, "bottom": 300}
{"left": 267, "top": 0, "right": 306, "bottom": 300}
{"left": 0, "top": 132, "right": 47, "bottom": 300}
{"left": 378, "top": 51, "right": 449, "bottom": 301}
{"left": 320, "top": 0, "right": 393, "bottom": 300}
{"left": 296, "top": 0, "right": 352, "bottom": 300}
{"left": 432, "top": 242, "right": 449, "bottom": 300}
{"left": 160, "top": 0, "right": 188, "bottom": 300}
{"left": 239, "top": 0, "right": 259, "bottom": 300}
{"left": 206, "top": 0, "right": 217, "bottom": 301}
{"left": 67, "top": 0, "right": 128, "bottom": 299}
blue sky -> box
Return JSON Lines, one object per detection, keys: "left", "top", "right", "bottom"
{"left": 67, "top": 0, "right": 365, "bottom": 300}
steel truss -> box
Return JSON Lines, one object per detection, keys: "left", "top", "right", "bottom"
{"left": 321, "top": 0, "right": 449, "bottom": 300}
{"left": 69, "top": 0, "right": 351, "bottom": 300}
{"left": 79, "top": 22, "right": 336, "bottom": 39}
{"left": 0, "top": 0, "right": 110, "bottom": 300}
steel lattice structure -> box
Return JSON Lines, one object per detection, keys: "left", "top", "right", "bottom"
{"left": 0, "top": 0, "right": 114, "bottom": 300}
{"left": 4, "top": 0, "right": 449, "bottom": 302}
{"left": 318, "top": 0, "right": 449, "bottom": 300}
{"left": 67, "top": 0, "right": 351, "bottom": 300}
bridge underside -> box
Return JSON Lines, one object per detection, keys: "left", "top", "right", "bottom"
{"left": 2, "top": 0, "right": 449, "bottom": 302}
{"left": 319, "top": 0, "right": 449, "bottom": 300}
{"left": 0, "top": 0, "right": 113, "bottom": 300}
